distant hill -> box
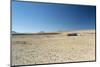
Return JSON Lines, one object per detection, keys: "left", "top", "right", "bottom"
{"left": 12, "top": 31, "right": 17, "bottom": 34}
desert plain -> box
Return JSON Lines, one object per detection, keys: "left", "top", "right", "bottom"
{"left": 12, "top": 29, "right": 96, "bottom": 66}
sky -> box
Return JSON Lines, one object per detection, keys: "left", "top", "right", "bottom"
{"left": 12, "top": 0, "right": 96, "bottom": 33}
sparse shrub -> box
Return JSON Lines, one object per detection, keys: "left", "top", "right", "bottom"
{"left": 14, "top": 41, "right": 27, "bottom": 44}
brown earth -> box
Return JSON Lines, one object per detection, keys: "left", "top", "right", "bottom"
{"left": 12, "top": 29, "right": 96, "bottom": 66}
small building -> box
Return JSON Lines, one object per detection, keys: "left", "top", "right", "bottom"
{"left": 67, "top": 33, "right": 78, "bottom": 36}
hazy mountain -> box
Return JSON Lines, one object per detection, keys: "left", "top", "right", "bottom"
{"left": 12, "top": 31, "right": 17, "bottom": 34}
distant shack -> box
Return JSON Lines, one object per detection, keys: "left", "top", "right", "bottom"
{"left": 67, "top": 33, "right": 78, "bottom": 36}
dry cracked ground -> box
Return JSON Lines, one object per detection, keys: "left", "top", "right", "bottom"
{"left": 12, "top": 30, "right": 96, "bottom": 66}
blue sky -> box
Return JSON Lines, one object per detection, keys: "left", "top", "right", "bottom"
{"left": 12, "top": 1, "right": 96, "bottom": 33}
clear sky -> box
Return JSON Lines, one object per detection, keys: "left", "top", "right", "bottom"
{"left": 12, "top": 0, "right": 96, "bottom": 33}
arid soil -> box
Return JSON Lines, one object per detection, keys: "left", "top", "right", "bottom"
{"left": 12, "top": 30, "right": 96, "bottom": 66}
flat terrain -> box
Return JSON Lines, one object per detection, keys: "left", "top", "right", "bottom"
{"left": 12, "top": 30, "right": 96, "bottom": 66}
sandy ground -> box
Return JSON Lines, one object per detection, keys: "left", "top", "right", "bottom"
{"left": 12, "top": 30, "right": 96, "bottom": 66}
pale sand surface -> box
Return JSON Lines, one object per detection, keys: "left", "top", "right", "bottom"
{"left": 12, "top": 29, "right": 96, "bottom": 66}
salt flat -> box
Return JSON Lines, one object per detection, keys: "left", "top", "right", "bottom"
{"left": 12, "top": 29, "right": 96, "bottom": 66}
